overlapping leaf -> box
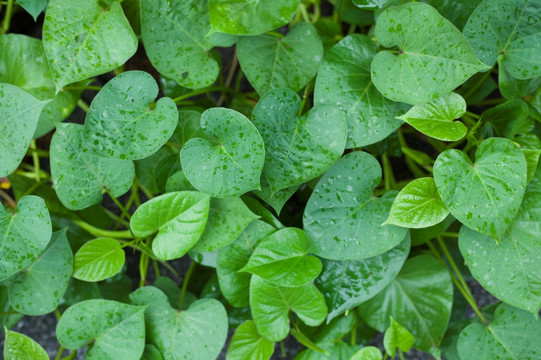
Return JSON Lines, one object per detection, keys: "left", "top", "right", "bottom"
{"left": 227, "top": 320, "right": 274, "bottom": 360}
{"left": 73, "top": 238, "right": 125, "bottom": 282}
{"left": 3, "top": 331, "right": 48, "bottom": 360}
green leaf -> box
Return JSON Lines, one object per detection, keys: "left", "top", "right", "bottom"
{"left": 50, "top": 123, "right": 135, "bottom": 210}
{"left": 250, "top": 275, "right": 327, "bottom": 342}
{"left": 170, "top": 110, "right": 204, "bottom": 149}
{"left": 166, "top": 170, "right": 196, "bottom": 192}
{"left": 42, "top": 0, "right": 138, "bottom": 91}
{"left": 192, "top": 197, "right": 259, "bottom": 252}
{"left": 73, "top": 238, "right": 125, "bottom": 282}
{"left": 208, "top": 0, "right": 300, "bottom": 35}
{"left": 252, "top": 88, "right": 347, "bottom": 193}
{"left": 481, "top": 99, "right": 530, "bottom": 139}
{"left": 314, "top": 34, "right": 408, "bottom": 148}
{"left": 383, "top": 317, "right": 415, "bottom": 357}
{"left": 0, "top": 196, "right": 52, "bottom": 281}
{"left": 3, "top": 330, "right": 48, "bottom": 360}
{"left": 56, "top": 299, "right": 146, "bottom": 359}
{"left": 397, "top": 93, "right": 467, "bottom": 141}
{"left": 130, "top": 286, "right": 228, "bottom": 360}
{"left": 253, "top": 176, "right": 299, "bottom": 215}
{"left": 433, "top": 137, "right": 527, "bottom": 240}
{"left": 237, "top": 22, "right": 323, "bottom": 96}
{"left": 142, "top": 344, "right": 164, "bottom": 360}
{"left": 140, "top": 0, "right": 219, "bottom": 89}
{"left": 226, "top": 320, "right": 274, "bottom": 360}
{"left": 463, "top": 0, "right": 541, "bottom": 79}
{"left": 0, "top": 287, "right": 23, "bottom": 331}
{"left": 130, "top": 191, "right": 211, "bottom": 260}
{"left": 359, "top": 255, "right": 453, "bottom": 351}
{"left": 457, "top": 303, "right": 541, "bottom": 359}
{"left": 516, "top": 134, "right": 541, "bottom": 183}
{"left": 303, "top": 151, "right": 408, "bottom": 260}
{"left": 0, "top": 83, "right": 47, "bottom": 177}
{"left": 240, "top": 228, "right": 322, "bottom": 287}
{"left": 385, "top": 177, "right": 449, "bottom": 228}
{"left": 371, "top": 2, "right": 489, "bottom": 104}
{"left": 181, "top": 107, "right": 265, "bottom": 198}
{"left": 8, "top": 229, "right": 72, "bottom": 315}
{"left": 295, "top": 341, "right": 358, "bottom": 360}
{"left": 17, "top": 0, "right": 48, "bottom": 21}
{"left": 349, "top": 346, "right": 382, "bottom": 360}
{"left": 498, "top": 56, "right": 541, "bottom": 101}
{"left": 315, "top": 234, "right": 410, "bottom": 321}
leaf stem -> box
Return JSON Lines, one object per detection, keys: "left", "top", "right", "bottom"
{"left": 62, "top": 85, "right": 102, "bottom": 91}
{"left": 0, "top": 310, "right": 18, "bottom": 316}
{"left": 0, "top": 189, "right": 17, "bottom": 209}
{"left": 73, "top": 220, "right": 133, "bottom": 239}
{"left": 179, "top": 260, "right": 196, "bottom": 310}
{"left": 172, "top": 86, "right": 235, "bottom": 104}
{"left": 441, "top": 231, "right": 459, "bottom": 238}
{"left": 29, "top": 140, "right": 41, "bottom": 182}
{"left": 470, "top": 97, "right": 505, "bottom": 106}
{"left": 55, "top": 346, "right": 64, "bottom": 360}
{"left": 139, "top": 251, "right": 149, "bottom": 287}
{"left": 105, "top": 188, "right": 131, "bottom": 220}
{"left": 265, "top": 30, "right": 284, "bottom": 38}
{"left": 465, "top": 111, "right": 480, "bottom": 119}
{"left": 77, "top": 99, "right": 90, "bottom": 112}
{"left": 0, "top": 0, "right": 13, "bottom": 34}
{"left": 280, "top": 340, "right": 287, "bottom": 358}
{"left": 334, "top": 0, "right": 345, "bottom": 27}
{"left": 382, "top": 152, "right": 396, "bottom": 190}
{"left": 217, "top": 50, "right": 238, "bottom": 107}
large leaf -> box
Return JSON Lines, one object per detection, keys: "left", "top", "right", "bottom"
{"left": 303, "top": 151, "right": 408, "bottom": 260}
{"left": 0, "top": 196, "right": 51, "bottom": 281}
{"left": 140, "top": 0, "right": 219, "bottom": 89}
{"left": 130, "top": 191, "right": 210, "bottom": 260}
{"left": 42, "top": 0, "right": 137, "bottom": 91}
{"left": 73, "top": 238, "right": 125, "bottom": 282}
{"left": 252, "top": 88, "right": 347, "bottom": 193}
{"left": 130, "top": 286, "right": 228, "bottom": 360}
{"left": 434, "top": 137, "right": 527, "bottom": 240}
{"left": 3, "top": 330, "right": 48, "bottom": 360}
{"left": 181, "top": 108, "right": 265, "bottom": 198}
{"left": 227, "top": 320, "right": 274, "bottom": 360}
{"left": 50, "top": 123, "right": 135, "bottom": 210}
{"left": 464, "top": 0, "right": 541, "bottom": 79}
{"left": 0, "top": 83, "right": 47, "bottom": 177}
{"left": 8, "top": 229, "right": 72, "bottom": 315}
{"left": 359, "top": 255, "right": 453, "bottom": 351}
{"left": 371, "top": 2, "right": 489, "bottom": 104}
{"left": 237, "top": 22, "right": 323, "bottom": 96}
{"left": 314, "top": 34, "right": 408, "bottom": 148}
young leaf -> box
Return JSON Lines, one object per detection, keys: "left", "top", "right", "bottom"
{"left": 0, "top": 196, "right": 52, "bottom": 282}
{"left": 240, "top": 228, "right": 322, "bottom": 287}
{"left": 252, "top": 89, "right": 347, "bottom": 193}
{"left": 253, "top": 175, "right": 300, "bottom": 215}
{"left": 57, "top": 300, "right": 146, "bottom": 358}
{"left": 73, "top": 238, "right": 125, "bottom": 282}
{"left": 226, "top": 320, "right": 274, "bottom": 360}
{"left": 371, "top": 2, "right": 490, "bottom": 104}
{"left": 16, "top": 0, "right": 48, "bottom": 21}
{"left": 481, "top": 99, "right": 530, "bottom": 139}
{"left": 130, "top": 191, "right": 211, "bottom": 260}
{"left": 3, "top": 330, "right": 48, "bottom": 360}
{"left": 50, "top": 123, "right": 135, "bottom": 210}
{"left": 349, "top": 346, "right": 383, "bottom": 360}
{"left": 383, "top": 317, "right": 415, "bottom": 357}
{"left": 303, "top": 151, "right": 408, "bottom": 260}
{"left": 385, "top": 177, "right": 450, "bottom": 228}
{"left": 314, "top": 34, "right": 408, "bottom": 148}
{"left": 180, "top": 108, "right": 265, "bottom": 198}
{"left": 42, "top": 0, "right": 137, "bottom": 91}
{"left": 237, "top": 22, "right": 323, "bottom": 96}
{"left": 433, "top": 137, "right": 527, "bottom": 241}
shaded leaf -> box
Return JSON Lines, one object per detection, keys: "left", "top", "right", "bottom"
{"left": 226, "top": 320, "right": 274, "bottom": 360}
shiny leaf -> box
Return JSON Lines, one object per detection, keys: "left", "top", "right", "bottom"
{"left": 73, "top": 238, "right": 125, "bottom": 282}
{"left": 226, "top": 320, "right": 274, "bottom": 360}
{"left": 3, "top": 330, "right": 48, "bottom": 360}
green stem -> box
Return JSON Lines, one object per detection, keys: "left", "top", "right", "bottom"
{"left": 139, "top": 251, "right": 149, "bottom": 287}
{"left": 299, "top": 4, "right": 311, "bottom": 23}
{"left": 437, "top": 237, "right": 475, "bottom": 302}
{"left": 55, "top": 308, "right": 62, "bottom": 320}
{"left": 153, "top": 260, "right": 160, "bottom": 277}
{"left": 399, "top": 350, "right": 406, "bottom": 360}
{"left": 442, "top": 231, "right": 459, "bottom": 238}
{"left": 77, "top": 99, "right": 90, "bottom": 112}
{"left": 280, "top": 341, "right": 286, "bottom": 358}
{"left": 382, "top": 152, "right": 395, "bottom": 190}
{"left": 217, "top": 51, "right": 238, "bottom": 107}
{"left": 0, "top": 189, "right": 17, "bottom": 209}
{"left": 55, "top": 346, "right": 64, "bottom": 360}
{"left": 29, "top": 140, "right": 41, "bottom": 182}
{"left": 73, "top": 220, "right": 133, "bottom": 239}
{"left": 470, "top": 97, "right": 505, "bottom": 106}
{"left": 311, "top": 1, "right": 321, "bottom": 22}
{"left": 105, "top": 188, "right": 131, "bottom": 220}
{"left": 172, "top": 86, "right": 234, "bottom": 104}
{"left": 0, "top": 0, "right": 13, "bottom": 34}
{"left": 0, "top": 310, "right": 18, "bottom": 316}
{"left": 350, "top": 322, "right": 357, "bottom": 346}
{"left": 61, "top": 350, "right": 78, "bottom": 360}
{"left": 298, "top": 80, "right": 315, "bottom": 116}
{"left": 265, "top": 30, "right": 284, "bottom": 38}
{"left": 334, "top": 0, "right": 345, "bottom": 26}
{"left": 465, "top": 111, "right": 480, "bottom": 119}
{"left": 179, "top": 261, "right": 196, "bottom": 309}
{"left": 62, "top": 85, "right": 102, "bottom": 91}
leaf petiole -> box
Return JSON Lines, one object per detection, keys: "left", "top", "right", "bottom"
{"left": 179, "top": 260, "right": 196, "bottom": 310}
{"left": 73, "top": 220, "right": 133, "bottom": 239}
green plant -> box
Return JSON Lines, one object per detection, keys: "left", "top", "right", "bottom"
{"left": 1, "top": 0, "right": 541, "bottom": 359}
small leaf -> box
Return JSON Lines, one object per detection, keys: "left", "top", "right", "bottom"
{"left": 481, "top": 99, "right": 531, "bottom": 139}
{"left": 3, "top": 330, "right": 48, "bottom": 360}
{"left": 73, "top": 238, "right": 125, "bottom": 282}
{"left": 226, "top": 320, "right": 274, "bottom": 360}
{"left": 16, "top": 0, "right": 48, "bottom": 20}
{"left": 253, "top": 175, "right": 299, "bottom": 215}
{"left": 383, "top": 317, "right": 415, "bottom": 357}
{"left": 349, "top": 346, "right": 383, "bottom": 360}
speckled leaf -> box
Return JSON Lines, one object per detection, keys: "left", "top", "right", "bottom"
{"left": 0, "top": 196, "right": 51, "bottom": 282}
{"left": 359, "top": 255, "right": 453, "bottom": 351}
{"left": 516, "top": 134, "right": 541, "bottom": 183}
{"left": 17, "top": 0, "right": 48, "bottom": 21}
{"left": 237, "top": 22, "right": 323, "bottom": 96}
{"left": 383, "top": 317, "right": 415, "bottom": 357}
{"left": 349, "top": 346, "right": 382, "bottom": 360}
{"left": 3, "top": 330, "right": 48, "bottom": 360}
{"left": 227, "top": 320, "right": 274, "bottom": 360}
{"left": 252, "top": 89, "right": 347, "bottom": 193}
{"left": 385, "top": 177, "right": 449, "bottom": 228}
{"left": 464, "top": 0, "right": 541, "bottom": 79}
{"left": 130, "top": 191, "right": 210, "bottom": 260}
{"left": 352, "top": 0, "right": 390, "bottom": 9}
{"left": 457, "top": 303, "right": 541, "bottom": 360}
{"left": 314, "top": 34, "right": 408, "bottom": 148}
{"left": 192, "top": 197, "right": 259, "bottom": 252}
{"left": 8, "top": 229, "right": 72, "bottom": 315}
{"left": 315, "top": 234, "right": 410, "bottom": 321}
{"left": 217, "top": 220, "right": 276, "bottom": 307}
{"left": 303, "top": 151, "right": 408, "bottom": 260}
{"left": 83, "top": 71, "right": 178, "bottom": 160}
{"left": 50, "top": 123, "right": 135, "bottom": 210}
{"left": 371, "top": 2, "right": 490, "bottom": 104}
{"left": 130, "top": 286, "right": 228, "bottom": 360}
{"left": 0, "top": 83, "right": 47, "bottom": 177}
{"left": 498, "top": 56, "right": 541, "bottom": 101}
{"left": 73, "top": 238, "right": 125, "bottom": 282}
{"left": 56, "top": 299, "right": 146, "bottom": 359}
{"left": 141, "top": 0, "right": 219, "bottom": 89}
{"left": 250, "top": 275, "right": 327, "bottom": 342}
{"left": 166, "top": 170, "right": 195, "bottom": 192}
{"left": 397, "top": 93, "right": 467, "bottom": 141}
{"left": 295, "top": 341, "right": 357, "bottom": 360}
{"left": 181, "top": 108, "right": 265, "bottom": 198}
{"left": 433, "top": 137, "right": 527, "bottom": 240}
{"left": 253, "top": 175, "right": 299, "bottom": 215}
{"left": 209, "top": 0, "right": 300, "bottom": 35}
{"left": 42, "top": 0, "right": 137, "bottom": 91}
{"left": 0, "top": 288, "right": 22, "bottom": 331}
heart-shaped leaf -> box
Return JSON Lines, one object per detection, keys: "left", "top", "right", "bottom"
{"left": 73, "top": 238, "right": 125, "bottom": 282}
{"left": 42, "top": 0, "right": 138, "bottom": 91}
{"left": 253, "top": 175, "right": 299, "bottom": 215}
{"left": 434, "top": 137, "right": 527, "bottom": 240}
{"left": 252, "top": 88, "right": 347, "bottom": 193}
{"left": 371, "top": 2, "right": 490, "bottom": 104}
{"left": 227, "top": 320, "right": 275, "bottom": 360}
{"left": 17, "top": 0, "right": 48, "bottom": 20}
{"left": 383, "top": 317, "right": 415, "bottom": 357}
{"left": 50, "top": 123, "right": 135, "bottom": 210}
{"left": 181, "top": 108, "right": 265, "bottom": 198}
{"left": 498, "top": 56, "right": 541, "bottom": 101}
{"left": 3, "top": 330, "right": 48, "bottom": 360}
{"left": 481, "top": 99, "right": 530, "bottom": 139}
{"left": 314, "top": 34, "right": 408, "bottom": 148}
{"left": 350, "top": 346, "right": 383, "bottom": 360}
{"left": 237, "top": 22, "right": 323, "bottom": 96}
{"left": 303, "top": 151, "right": 408, "bottom": 260}
{"left": 0, "top": 196, "right": 51, "bottom": 281}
